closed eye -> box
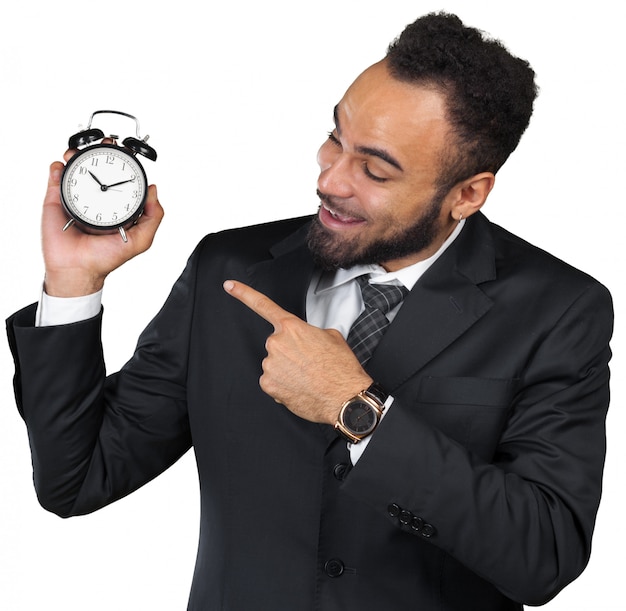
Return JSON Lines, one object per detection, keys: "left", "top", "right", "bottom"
{"left": 327, "top": 130, "right": 388, "bottom": 183}
{"left": 362, "top": 163, "right": 387, "bottom": 183}
{"left": 327, "top": 131, "right": 341, "bottom": 147}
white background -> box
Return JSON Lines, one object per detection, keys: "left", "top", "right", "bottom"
{"left": 1, "top": 1, "right": 623, "bottom": 609}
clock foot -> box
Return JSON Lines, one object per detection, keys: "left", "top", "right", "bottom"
{"left": 62, "top": 219, "right": 75, "bottom": 232}
{"left": 118, "top": 227, "right": 128, "bottom": 242}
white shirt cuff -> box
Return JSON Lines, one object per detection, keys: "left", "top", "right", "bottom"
{"left": 36, "top": 287, "right": 103, "bottom": 327}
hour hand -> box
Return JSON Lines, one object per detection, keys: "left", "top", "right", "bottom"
{"left": 88, "top": 170, "right": 104, "bottom": 186}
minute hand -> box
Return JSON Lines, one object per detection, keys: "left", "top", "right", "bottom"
{"left": 106, "top": 178, "right": 135, "bottom": 188}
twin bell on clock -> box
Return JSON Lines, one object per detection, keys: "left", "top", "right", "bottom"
{"left": 60, "top": 110, "right": 157, "bottom": 243}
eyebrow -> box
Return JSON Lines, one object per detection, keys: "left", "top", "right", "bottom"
{"left": 333, "top": 104, "right": 404, "bottom": 172}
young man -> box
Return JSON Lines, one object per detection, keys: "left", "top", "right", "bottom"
{"left": 7, "top": 12, "right": 613, "bottom": 610}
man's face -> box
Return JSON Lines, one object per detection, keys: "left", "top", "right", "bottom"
{"left": 308, "top": 60, "right": 458, "bottom": 272}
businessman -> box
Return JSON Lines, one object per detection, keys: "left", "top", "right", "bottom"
{"left": 6, "top": 12, "right": 613, "bottom": 610}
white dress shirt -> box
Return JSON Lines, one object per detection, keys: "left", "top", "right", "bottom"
{"left": 36, "top": 220, "right": 465, "bottom": 464}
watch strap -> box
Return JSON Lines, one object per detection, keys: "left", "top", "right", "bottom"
{"left": 363, "top": 382, "right": 388, "bottom": 406}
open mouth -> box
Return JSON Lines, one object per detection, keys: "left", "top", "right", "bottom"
{"left": 320, "top": 202, "right": 365, "bottom": 226}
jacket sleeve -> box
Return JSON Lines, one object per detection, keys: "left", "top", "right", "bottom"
{"left": 5, "top": 246, "right": 204, "bottom": 518}
{"left": 341, "top": 280, "right": 613, "bottom": 605}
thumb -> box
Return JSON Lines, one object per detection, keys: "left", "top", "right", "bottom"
{"left": 43, "top": 162, "right": 67, "bottom": 219}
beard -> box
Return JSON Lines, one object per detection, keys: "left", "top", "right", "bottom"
{"left": 307, "top": 190, "right": 446, "bottom": 271}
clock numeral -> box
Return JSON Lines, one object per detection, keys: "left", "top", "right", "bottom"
{"left": 106, "top": 155, "right": 115, "bottom": 165}
{"left": 79, "top": 167, "right": 88, "bottom": 175}
{"left": 83, "top": 206, "right": 89, "bottom": 214}
{"left": 124, "top": 204, "right": 131, "bottom": 212}
{"left": 72, "top": 194, "right": 79, "bottom": 203}
{"left": 96, "top": 213, "right": 102, "bottom": 222}
{"left": 70, "top": 178, "right": 77, "bottom": 187}
{"left": 91, "top": 158, "right": 99, "bottom": 167}
{"left": 112, "top": 213, "right": 118, "bottom": 221}
{"left": 132, "top": 190, "right": 139, "bottom": 198}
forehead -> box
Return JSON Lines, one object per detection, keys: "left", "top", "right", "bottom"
{"left": 337, "top": 61, "right": 451, "bottom": 169}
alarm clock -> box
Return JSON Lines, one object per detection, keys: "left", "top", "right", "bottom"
{"left": 60, "top": 110, "right": 157, "bottom": 242}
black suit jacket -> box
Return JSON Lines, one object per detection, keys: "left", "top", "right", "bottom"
{"left": 7, "top": 212, "right": 613, "bottom": 610}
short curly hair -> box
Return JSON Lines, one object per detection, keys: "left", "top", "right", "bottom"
{"left": 386, "top": 12, "right": 538, "bottom": 192}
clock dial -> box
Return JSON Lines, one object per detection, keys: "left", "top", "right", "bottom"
{"left": 344, "top": 401, "right": 377, "bottom": 435}
{"left": 61, "top": 144, "right": 147, "bottom": 229}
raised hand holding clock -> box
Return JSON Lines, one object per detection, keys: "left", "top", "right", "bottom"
{"left": 60, "top": 111, "right": 157, "bottom": 243}
{"left": 42, "top": 111, "right": 164, "bottom": 298}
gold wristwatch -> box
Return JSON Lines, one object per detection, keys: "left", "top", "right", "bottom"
{"left": 334, "top": 383, "right": 388, "bottom": 444}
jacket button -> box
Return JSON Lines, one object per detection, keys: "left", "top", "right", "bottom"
{"left": 388, "top": 503, "right": 401, "bottom": 518}
{"left": 421, "top": 523, "right": 437, "bottom": 538}
{"left": 410, "top": 516, "right": 424, "bottom": 533}
{"left": 333, "top": 463, "right": 350, "bottom": 481}
{"left": 399, "top": 510, "right": 413, "bottom": 525}
{"left": 324, "top": 558, "right": 345, "bottom": 578}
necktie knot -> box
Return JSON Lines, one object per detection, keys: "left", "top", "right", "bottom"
{"left": 356, "top": 275, "right": 408, "bottom": 315}
{"left": 347, "top": 275, "right": 409, "bottom": 365}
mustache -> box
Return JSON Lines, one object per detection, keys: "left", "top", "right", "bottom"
{"left": 316, "top": 189, "right": 334, "bottom": 207}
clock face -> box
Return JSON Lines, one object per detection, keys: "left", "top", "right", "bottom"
{"left": 344, "top": 401, "right": 378, "bottom": 436}
{"left": 61, "top": 144, "right": 147, "bottom": 229}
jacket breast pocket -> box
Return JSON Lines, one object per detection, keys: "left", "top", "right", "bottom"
{"left": 407, "top": 376, "right": 518, "bottom": 461}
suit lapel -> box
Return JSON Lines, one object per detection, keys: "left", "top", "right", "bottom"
{"left": 245, "top": 220, "right": 315, "bottom": 321}
{"left": 366, "top": 213, "right": 497, "bottom": 393}
{"left": 243, "top": 219, "right": 339, "bottom": 443}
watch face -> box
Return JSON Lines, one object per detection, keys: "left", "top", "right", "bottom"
{"left": 61, "top": 144, "right": 147, "bottom": 229}
{"left": 343, "top": 401, "right": 378, "bottom": 437}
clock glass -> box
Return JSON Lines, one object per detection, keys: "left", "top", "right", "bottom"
{"left": 344, "top": 402, "right": 377, "bottom": 435}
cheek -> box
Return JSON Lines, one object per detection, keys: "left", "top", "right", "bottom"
{"left": 365, "top": 191, "right": 417, "bottom": 228}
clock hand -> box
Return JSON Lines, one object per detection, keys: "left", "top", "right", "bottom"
{"left": 88, "top": 171, "right": 104, "bottom": 186}
{"left": 88, "top": 171, "right": 115, "bottom": 192}
{"left": 106, "top": 178, "right": 135, "bottom": 188}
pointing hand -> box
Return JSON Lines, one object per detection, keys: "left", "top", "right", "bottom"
{"left": 223, "top": 279, "right": 372, "bottom": 424}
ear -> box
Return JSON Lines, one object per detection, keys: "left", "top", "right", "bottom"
{"left": 449, "top": 172, "right": 495, "bottom": 221}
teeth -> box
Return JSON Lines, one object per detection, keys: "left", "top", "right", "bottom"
{"left": 321, "top": 201, "right": 365, "bottom": 224}
{"left": 324, "top": 203, "right": 349, "bottom": 222}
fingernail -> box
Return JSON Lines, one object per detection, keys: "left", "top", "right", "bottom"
{"left": 223, "top": 280, "right": 234, "bottom": 292}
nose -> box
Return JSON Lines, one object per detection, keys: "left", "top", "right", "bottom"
{"left": 317, "top": 140, "right": 353, "bottom": 199}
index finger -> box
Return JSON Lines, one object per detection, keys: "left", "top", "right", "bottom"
{"left": 223, "top": 280, "right": 295, "bottom": 328}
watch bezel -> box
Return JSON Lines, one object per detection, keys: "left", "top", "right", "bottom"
{"left": 335, "top": 384, "right": 387, "bottom": 444}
